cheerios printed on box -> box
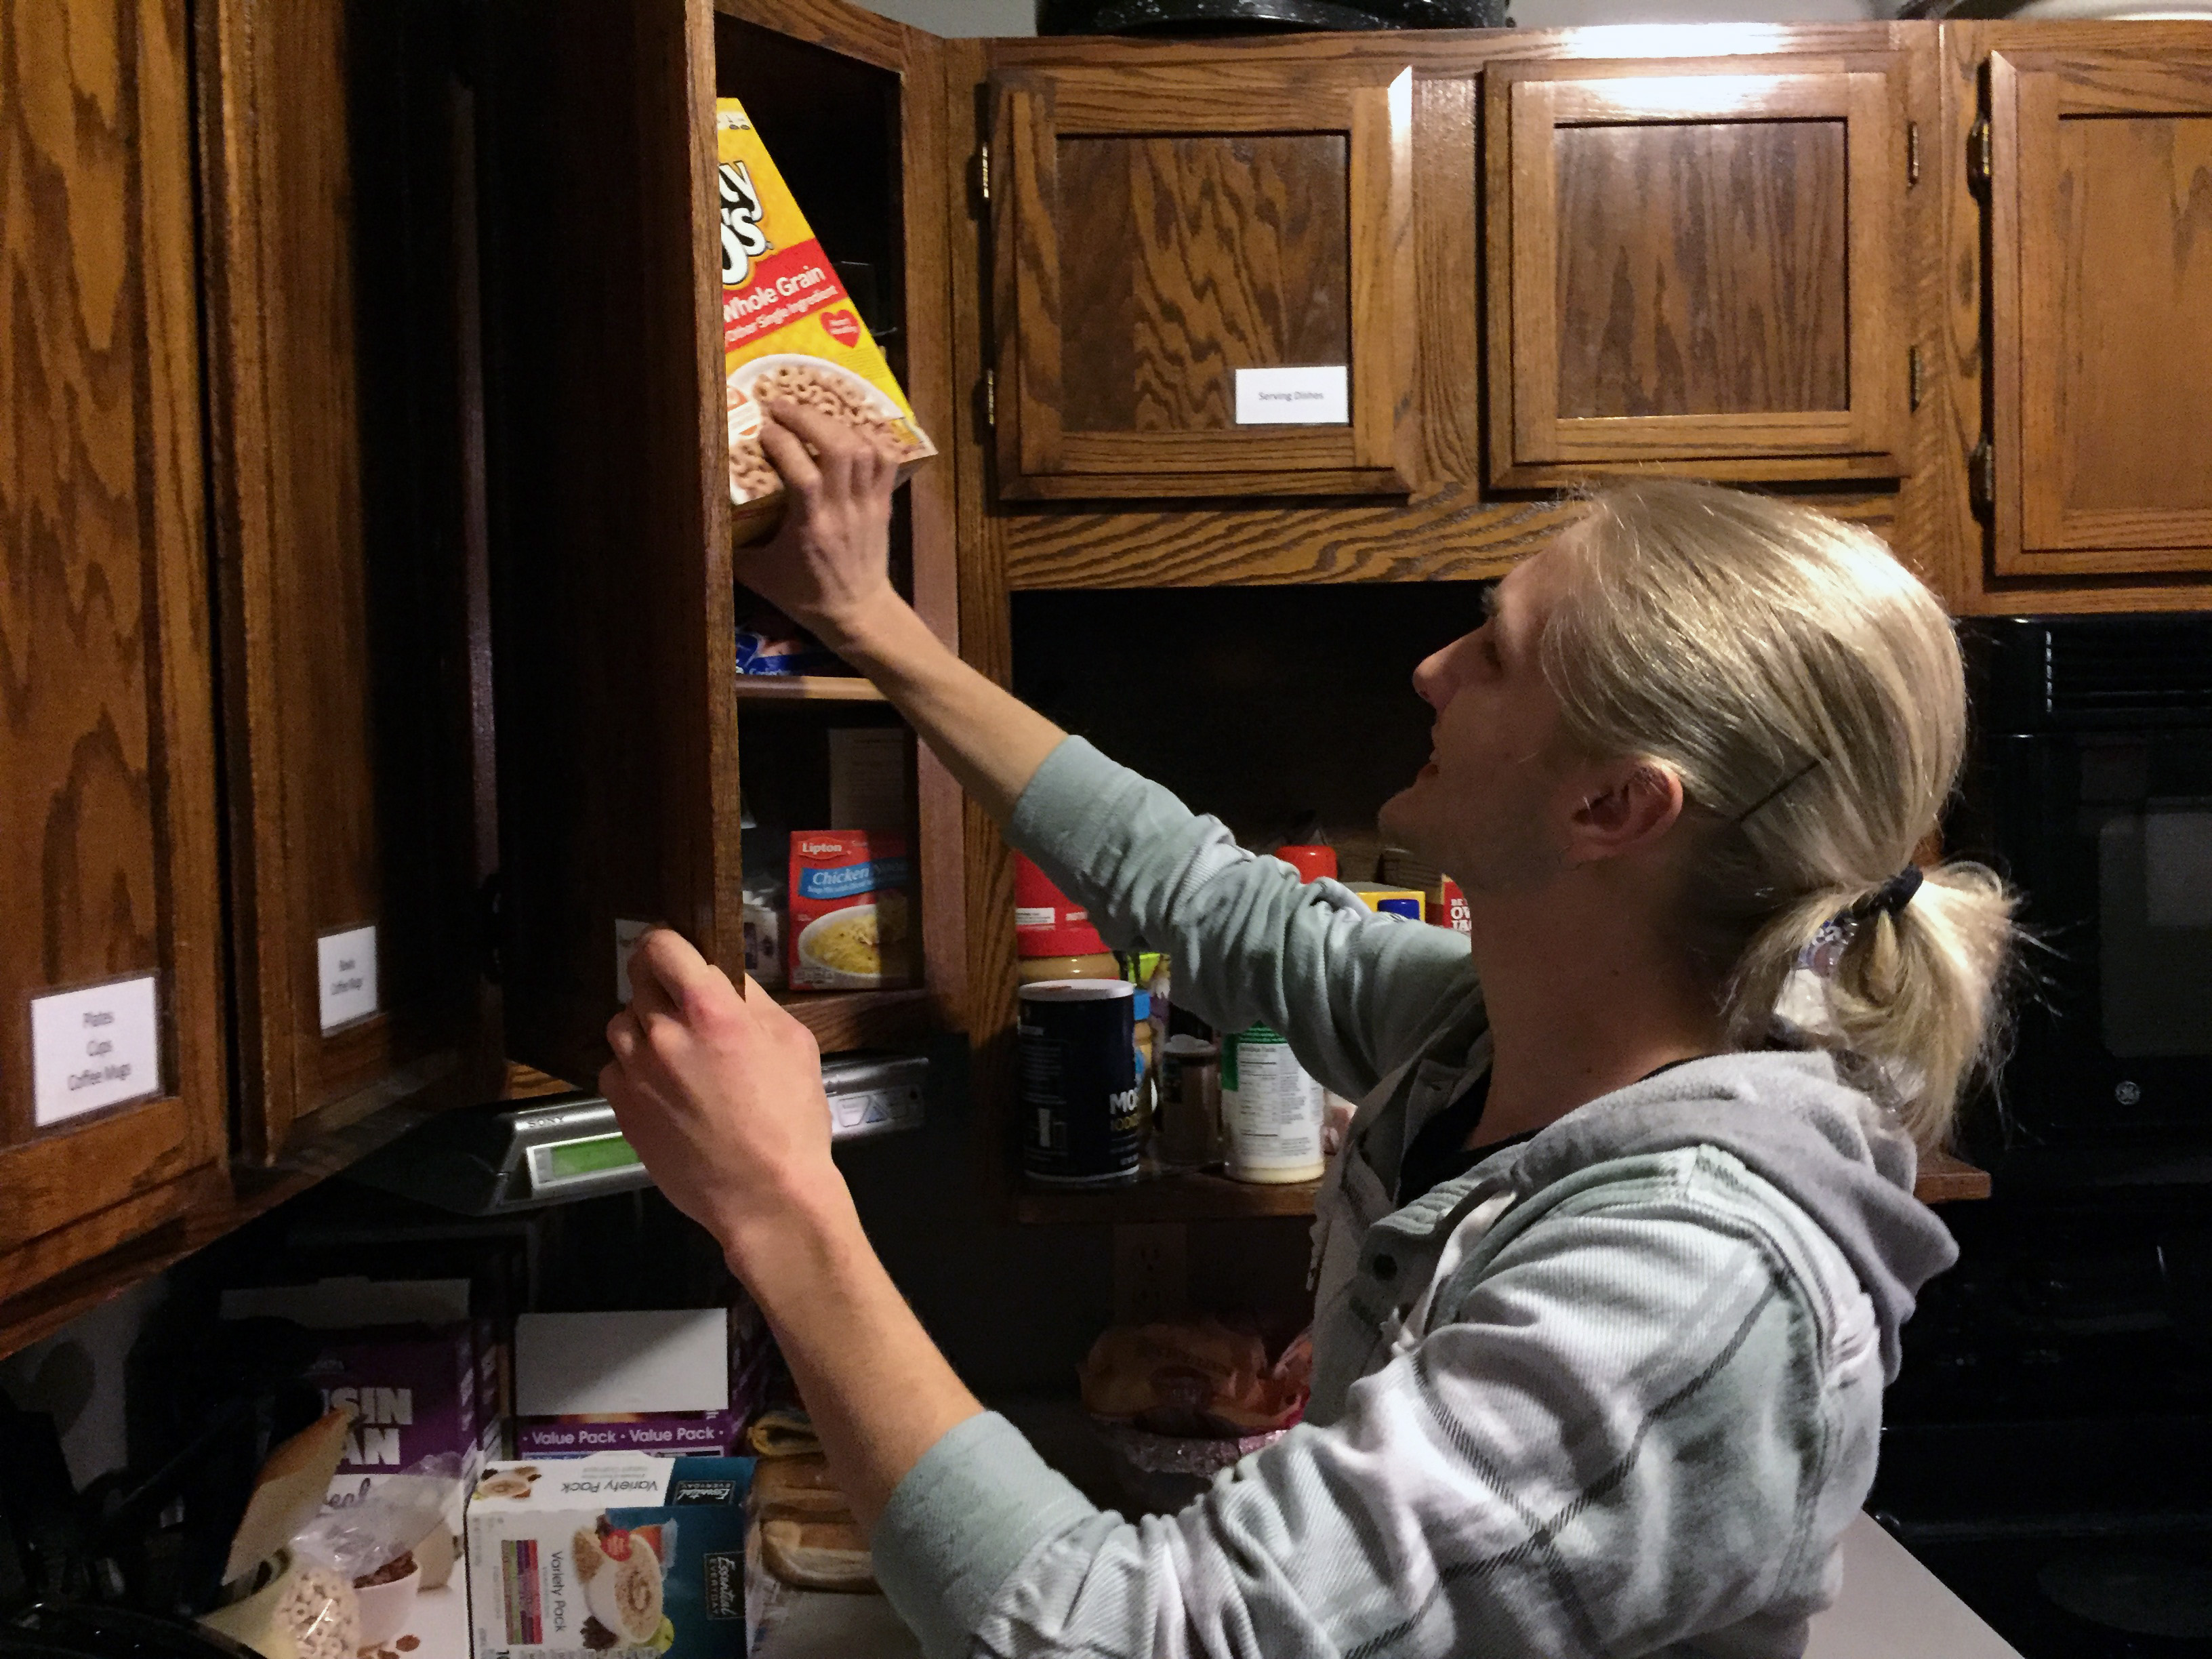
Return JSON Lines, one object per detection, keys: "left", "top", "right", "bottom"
{"left": 717, "top": 98, "right": 934, "bottom": 539}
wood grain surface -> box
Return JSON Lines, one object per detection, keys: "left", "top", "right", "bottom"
{"left": 1994, "top": 49, "right": 2212, "bottom": 573}
{"left": 0, "top": 0, "right": 226, "bottom": 1282}
{"left": 1552, "top": 120, "right": 1850, "bottom": 419}
{"left": 1490, "top": 54, "right": 1906, "bottom": 483}
{"left": 1057, "top": 132, "right": 1350, "bottom": 433}
{"left": 1940, "top": 21, "right": 2212, "bottom": 611}
{"left": 994, "top": 60, "right": 1410, "bottom": 497}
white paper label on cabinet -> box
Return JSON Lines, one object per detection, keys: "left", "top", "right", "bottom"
{"left": 1234, "top": 365, "right": 1349, "bottom": 426}
{"left": 615, "top": 918, "right": 661, "bottom": 1005}
{"left": 317, "top": 925, "right": 381, "bottom": 1033}
{"left": 30, "top": 975, "right": 162, "bottom": 1127}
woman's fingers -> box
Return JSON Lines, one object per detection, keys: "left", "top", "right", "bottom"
{"left": 757, "top": 411, "right": 823, "bottom": 495}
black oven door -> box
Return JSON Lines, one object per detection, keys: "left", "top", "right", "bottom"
{"left": 1962, "top": 619, "right": 2212, "bottom": 1185}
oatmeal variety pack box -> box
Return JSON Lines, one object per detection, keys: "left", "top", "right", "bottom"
{"left": 466, "top": 1454, "right": 754, "bottom": 1659}
{"left": 717, "top": 98, "right": 933, "bottom": 540}
{"left": 787, "top": 832, "right": 911, "bottom": 991}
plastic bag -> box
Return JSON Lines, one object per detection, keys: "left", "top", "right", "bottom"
{"left": 279, "top": 1454, "right": 466, "bottom": 1657}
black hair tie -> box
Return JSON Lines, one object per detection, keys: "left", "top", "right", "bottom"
{"left": 1845, "top": 865, "right": 1923, "bottom": 924}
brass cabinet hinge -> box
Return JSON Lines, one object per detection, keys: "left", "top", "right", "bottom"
{"left": 977, "top": 144, "right": 991, "bottom": 204}
{"left": 1969, "top": 436, "right": 1995, "bottom": 513}
{"left": 1909, "top": 344, "right": 1923, "bottom": 411}
{"left": 1968, "top": 116, "right": 1992, "bottom": 189}
{"left": 1908, "top": 121, "right": 1921, "bottom": 186}
{"left": 984, "top": 367, "right": 996, "bottom": 428}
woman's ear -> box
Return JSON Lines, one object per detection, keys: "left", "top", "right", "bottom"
{"left": 1568, "top": 759, "right": 1686, "bottom": 862}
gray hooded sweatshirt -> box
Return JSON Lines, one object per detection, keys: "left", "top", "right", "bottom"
{"left": 872, "top": 739, "right": 1959, "bottom": 1659}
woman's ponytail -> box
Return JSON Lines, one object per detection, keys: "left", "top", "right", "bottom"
{"left": 1541, "top": 480, "right": 2022, "bottom": 1150}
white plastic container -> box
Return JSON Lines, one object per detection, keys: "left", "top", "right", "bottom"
{"left": 1221, "top": 1024, "right": 1325, "bottom": 1183}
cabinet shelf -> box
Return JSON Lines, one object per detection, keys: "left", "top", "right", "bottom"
{"left": 773, "top": 986, "right": 935, "bottom": 1052}
{"left": 1012, "top": 1169, "right": 1324, "bottom": 1226}
{"left": 735, "top": 676, "right": 886, "bottom": 705}
{"left": 1010, "top": 1151, "right": 1990, "bottom": 1225}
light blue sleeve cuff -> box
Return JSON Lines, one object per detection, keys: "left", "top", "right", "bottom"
{"left": 870, "top": 1412, "right": 1100, "bottom": 1659}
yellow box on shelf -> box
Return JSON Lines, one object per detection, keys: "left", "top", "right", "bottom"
{"left": 1345, "top": 883, "right": 1425, "bottom": 923}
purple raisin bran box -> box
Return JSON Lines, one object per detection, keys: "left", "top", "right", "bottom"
{"left": 220, "top": 1277, "right": 500, "bottom": 1493}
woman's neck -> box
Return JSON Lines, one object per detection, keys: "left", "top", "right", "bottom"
{"left": 1465, "top": 890, "right": 1726, "bottom": 1148}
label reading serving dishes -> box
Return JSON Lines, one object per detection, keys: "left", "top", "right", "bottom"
{"left": 1234, "top": 365, "right": 1349, "bottom": 426}
{"left": 317, "top": 924, "right": 380, "bottom": 1032}
{"left": 30, "top": 974, "right": 161, "bottom": 1127}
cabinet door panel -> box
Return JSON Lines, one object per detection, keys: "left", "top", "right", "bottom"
{"left": 199, "top": 0, "right": 497, "bottom": 1159}
{"left": 1992, "top": 49, "right": 2212, "bottom": 574}
{"left": 1488, "top": 56, "right": 1906, "bottom": 485}
{"left": 995, "top": 64, "right": 1414, "bottom": 498}
{"left": 0, "top": 0, "right": 226, "bottom": 1281}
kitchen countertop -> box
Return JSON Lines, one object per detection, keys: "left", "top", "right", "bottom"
{"left": 753, "top": 1510, "right": 2020, "bottom": 1658}
{"left": 1805, "top": 1513, "right": 2022, "bottom": 1659}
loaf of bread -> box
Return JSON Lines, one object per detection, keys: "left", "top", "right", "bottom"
{"left": 758, "top": 1516, "right": 876, "bottom": 1593}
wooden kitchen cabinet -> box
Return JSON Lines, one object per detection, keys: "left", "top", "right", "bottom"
{"left": 989, "top": 57, "right": 1416, "bottom": 499}
{"left": 472, "top": 0, "right": 966, "bottom": 1088}
{"left": 197, "top": 0, "right": 499, "bottom": 1163}
{"left": 1484, "top": 52, "right": 1912, "bottom": 487}
{"left": 1, "top": 0, "right": 229, "bottom": 1302}
{"left": 1985, "top": 44, "right": 2212, "bottom": 579}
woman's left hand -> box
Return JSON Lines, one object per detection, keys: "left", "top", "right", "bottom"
{"left": 598, "top": 929, "right": 842, "bottom": 1262}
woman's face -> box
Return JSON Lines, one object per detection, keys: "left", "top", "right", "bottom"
{"left": 1378, "top": 542, "right": 1589, "bottom": 897}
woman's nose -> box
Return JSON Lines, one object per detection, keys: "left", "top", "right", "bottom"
{"left": 1412, "top": 639, "right": 1462, "bottom": 710}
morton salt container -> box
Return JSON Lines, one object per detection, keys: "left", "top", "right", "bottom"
{"left": 1019, "top": 980, "right": 1141, "bottom": 1186}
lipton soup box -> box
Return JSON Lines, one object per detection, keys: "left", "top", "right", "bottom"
{"left": 718, "top": 98, "right": 934, "bottom": 542}
{"left": 467, "top": 1454, "right": 754, "bottom": 1659}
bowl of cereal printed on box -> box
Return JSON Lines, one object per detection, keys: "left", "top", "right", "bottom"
{"left": 730, "top": 355, "right": 926, "bottom": 495}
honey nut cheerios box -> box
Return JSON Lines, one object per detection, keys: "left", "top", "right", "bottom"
{"left": 717, "top": 98, "right": 934, "bottom": 542}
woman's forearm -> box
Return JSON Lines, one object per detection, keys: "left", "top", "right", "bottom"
{"left": 826, "top": 592, "right": 1066, "bottom": 826}
{"left": 724, "top": 1177, "right": 983, "bottom": 1531}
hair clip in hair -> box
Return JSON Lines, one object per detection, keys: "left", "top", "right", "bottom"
{"left": 1844, "top": 864, "right": 1923, "bottom": 924}
{"left": 1734, "top": 754, "right": 1823, "bottom": 826}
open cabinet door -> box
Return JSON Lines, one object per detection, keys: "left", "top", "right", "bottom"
{"left": 198, "top": 0, "right": 501, "bottom": 1162}
{"left": 476, "top": 0, "right": 962, "bottom": 1087}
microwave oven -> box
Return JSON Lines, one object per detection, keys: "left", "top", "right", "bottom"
{"left": 1955, "top": 617, "right": 2212, "bottom": 1187}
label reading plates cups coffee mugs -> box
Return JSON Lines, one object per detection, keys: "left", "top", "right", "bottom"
{"left": 1018, "top": 980, "right": 1139, "bottom": 1187}
{"left": 1221, "top": 1025, "right": 1326, "bottom": 1183}
{"left": 317, "top": 924, "right": 380, "bottom": 1032}
{"left": 30, "top": 974, "right": 162, "bottom": 1128}
{"left": 1233, "top": 365, "right": 1349, "bottom": 426}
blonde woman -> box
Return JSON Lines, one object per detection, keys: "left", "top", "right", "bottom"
{"left": 602, "top": 402, "right": 2015, "bottom": 1659}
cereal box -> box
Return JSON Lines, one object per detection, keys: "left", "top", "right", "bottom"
{"left": 787, "top": 832, "right": 909, "bottom": 991}
{"left": 464, "top": 1454, "right": 754, "bottom": 1659}
{"left": 718, "top": 98, "right": 934, "bottom": 541}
